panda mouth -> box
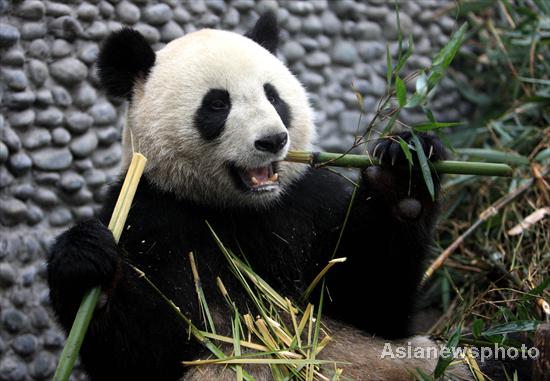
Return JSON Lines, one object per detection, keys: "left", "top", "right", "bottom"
{"left": 230, "top": 163, "right": 280, "bottom": 193}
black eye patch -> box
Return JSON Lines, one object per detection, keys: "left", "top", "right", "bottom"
{"left": 264, "top": 83, "right": 291, "bottom": 129}
{"left": 194, "top": 89, "right": 231, "bottom": 140}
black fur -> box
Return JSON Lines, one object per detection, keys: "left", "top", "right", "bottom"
{"left": 97, "top": 28, "right": 156, "bottom": 100}
{"left": 264, "top": 83, "right": 291, "bottom": 128}
{"left": 48, "top": 132, "right": 446, "bottom": 380}
{"left": 245, "top": 11, "right": 279, "bottom": 54}
{"left": 194, "top": 89, "right": 232, "bottom": 140}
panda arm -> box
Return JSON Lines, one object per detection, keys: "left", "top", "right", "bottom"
{"left": 302, "top": 133, "right": 445, "bottom": 339}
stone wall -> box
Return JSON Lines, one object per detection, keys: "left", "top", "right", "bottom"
{"left": 0, "top": 1, "right": 467, "bottom": 379}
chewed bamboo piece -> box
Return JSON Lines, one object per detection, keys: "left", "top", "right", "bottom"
{"left": 53, "top": 153, "right": 147, "bottom": 381}
{"left": 285, "top": 151, "right": 514, "bottom": 177}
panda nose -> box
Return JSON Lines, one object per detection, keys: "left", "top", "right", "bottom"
{"left": 254, "top": 132, "right": 288, "bottom": 154}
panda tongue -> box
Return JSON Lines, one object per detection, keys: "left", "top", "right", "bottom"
{"left": 247, "top": 166, "right": 270, "bottom": 185}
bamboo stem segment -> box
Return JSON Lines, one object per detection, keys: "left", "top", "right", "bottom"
{"left": 53, "top": 153, "right": 147, "bottom": 381}
{"left": 285, "top": 151, "right": 514, "bottom": 177}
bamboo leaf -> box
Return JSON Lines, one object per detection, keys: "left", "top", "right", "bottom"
{"left": 434, "top": 325, "right": 462, "bottom": 377}
{"left": 482, "top": 321, "right": 539, "bottom": 336}
{"left": 429, "top": 23, "right": 468, "bottom": 90}
{"left": 398, "top": 137, "right": 414, "bottom": 169}
{"left": 472, "top": 319, "right": 485, "bottom": 339}
{"left": 413, "top": 121, "right": 464, "bottom": 132}
{"left": 386, "top": 44, "right": 392, "bottom": 89}
{"left": 411, "top": 134, "right": 435, "bottom": 200}
{"left": 416, "top": 71, "right": 428, "bottom": 97}
{"left": 396, "top": 75, "right": 407, "bottom": 106}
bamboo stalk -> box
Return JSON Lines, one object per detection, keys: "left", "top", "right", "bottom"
{"left": 53, "top": 153, "right": 147, "bottom": 381}
{"left": 285, "top": 151, "right": 514, "bottom": 177}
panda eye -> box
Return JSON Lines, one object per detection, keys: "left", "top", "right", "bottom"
{"left": 267, "top": 92, "right": 278, "bottom": 105}
{"left": 210, "top": 99, "right": 228, "bottom": 111}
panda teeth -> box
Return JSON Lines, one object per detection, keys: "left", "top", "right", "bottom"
{"left": 269, "top": 173, "right": 279, "bottom": 182}
{"left": 251, "top": 176, "right": 260, "bottom": 185}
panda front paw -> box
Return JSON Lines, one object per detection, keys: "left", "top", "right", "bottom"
{"left": 371, "top": 131, "right": 446, "bottom": 167}
{"left": 47, "top": 219, "right": 120, "bottom": 317}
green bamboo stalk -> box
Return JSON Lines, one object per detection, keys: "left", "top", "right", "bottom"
{"left": 285, "top": 151, "right": 513, "bottom": 177}
{"left": 53, "top": 153, "right": 147, "bottom": 381}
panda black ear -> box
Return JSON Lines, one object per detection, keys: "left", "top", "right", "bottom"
{"left": 245, "top": 11, "right": 279, "bottom": 54}
{"left": 97, "top": 28, "right": 156, "bottom": 99}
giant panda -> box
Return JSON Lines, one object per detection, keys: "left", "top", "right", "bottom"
{"left": 47, "top": 12, "right": 527, "bottom": 381}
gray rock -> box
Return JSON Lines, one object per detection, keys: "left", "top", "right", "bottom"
{"left": 287, "top": 0, "right": 314, "bottom": 15}
{"left": 354, "top": 21, "right": 382, "bottom": 40}
{"left": 365, "top": 5, "right": 388, "bottom": 21}
{"left": 74, "top": 84, "right": 97, "bottom": 109}
{"left": 77, "top": 2, "right": 99, "bottom": 20}
{"left": 116, "top": 1, "right": 140, "bottom": 24}
{"left": 9, "top": 109, "right": 35, "bottom": 128}
{"left": 9, "top": 152, "right": 32, "bottom": 175}
{"left": 257, "top": 0, "right": 279, "bottom": 14}
{"left": 97, "top": 127, "right": 120, "bottom": 145}
{"left": 206, "top": 0, "right": 226, "bottom": 14}
{"left": 51, "top": 39, "right": 72, "bottom": 57}
{"left": 0, "top": 168, "right": 14, "bottom": 189}
{"left": 339, "top": 111, "right": 362, "bottom": 133}
{"left": 300, "top": 72, "right": 324, "bottom": 89}
{"left": 367, "top": 73, "right": 386, "bottom": 97}
{"left": 188, "top": 0, "right": 208, "bottom": 13}
{"left": 21, "top": 22, "right": 48, "bottom": 40}
{"left": 78, "top": 43, "right": 100, "bottom": 64}
{"left": 99, "top": 1, "right": 115, "bottom": 18}
{"left": 84, "top": 169, "right": 106, "bottom": 187}
{"left": 43, "top": 330, "right": 64, "bottom": 349}
{"left": 0, "top": 24, "right": 20, "bottom": 48}
{"left": 30, "top": 351, "right": 56, "bottom": 380}
{"left": 87, "top": 20, "right": 109, "bottom": 40}
{"left": 134, "top": 23, "right": 161, "bottom": 44}
{"left": 49, "top": 15, "right": 84, "bottom": 40}
{"left": 75, "top": 206, "right": 95, "bottom": 220}
{"left": 305, "top": 52, "right": 330, "bottom": 68}
{"left": 28, "top": 59, "right": 49, "bottom": 86}
{"left": 332, "top": 41, "right": 358, "bottom": 66}
{"left": 1, "top": 308, "right": 28, "bottom": 333}
{"left": 51, "top": 128, "right": 71, "bottom": 146}
{"left": 60, "top": 173, "right": 85, "bottom": 193}
{"left": 285, "top": 15, "right": 302, "bottom": 33}
{"left": 89, "top": 102, "right": 117, "bottom": 126}
{"left": 3, "top": 69, "right": 28, "bottom": 91}
{"left": 4, "top": 91, "right": 36, "bottom": 110}
{"left": 66, "top": 111, "right": 93, "bottom": 133}
{"left": 143, "top": 3, "right": 173, "bottom": 25}
{"left": 26, "top": 205, "right": 44, "bottom": 225}
{"left": 298, "top": 37, "right": 318, "bottom": 51}
{"left": 28, "top": 39, "right": 50, "bottom": 59}
{"left": 23, "top": 128, "right": 53, "bottom": 150}
{"left": 49, "top": 208, "right": 73, "bottom": 226}
{"left": 320, "top": 11, "right": 341, "bottom": 36}
{"left": 173, "top": 7, "right": 191, "bottom": 23}
{"left": 0, "top": 143, "right": 8, "bottom": 163}
{"left": 199, "top": 13, "right": 219, "bottom": 28}
{"left": 30, "top": 307, "right": 50, "bottom": 330}
{"left": 70, "top": 131, "right": 99, "bottom": 157}
{"left": 282, "top": 41, "right": 305, "bottom": 62}
{"left": 74, "top": 159, "right": 93, "bottom": 172}
{"left": 161, "top": 21, "right": 184, "bottom": 42}
{"left": 35, "top": 89, "right": 54, "bottom": 106}
{"left": 52, "top": 86, "right": 72, "bottom": 107}
{"left": 50, "top": 58, "right": 88, "bottom": 85}
{"left": 31, "top": 148, "right": 73, "bottom": 171}
{"left": 12, "top": 334, "right": 38, "bottom": 356}
{"left": 33, "top": 188, "right": 59, "bottom": 206}
{"left": 34, "top": 172, "right": 60, "bottom": 186}
{"left": 358, "top": 41, "right": 385, "bottom": 61}
{"left": 0, "top": 263, "right": 16, "bottom": 287}
{"left": 383, "top": 11, "right": 413, "bottom": 39}
{"left": 70, "top": 188, "right": 94, "bottom": 205}
{"left": 36, "top": 107, "right": 64, "bottom": 127}
{"left": 2, "top": 49, "right": 25, "bottom": 66}
{"left": 1, "top": 128, "right": 22, "bottom": 152}
{"left": 11, "top": 184, "right": 34, "bottom": 200}
{"left": 302, "top": 15, "right": 322, "bottom": 36}
{"left": 45, "top": 1, "right": 72, "bottom": 17}
{"left": 233, "top": 0, "right": 255, "bottom": 11}
{"left": 92, "top": 144, "right": 122, "bottom": 168}
{"left": 0, "top": 356, "right": 26, "bottom": 381}
{"left": 15, "top": 0, "right": 46, "bottom": 20}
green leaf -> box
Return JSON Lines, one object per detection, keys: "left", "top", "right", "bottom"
{"left": 413, "top": 121, "right": 464, "bottom": 132}
{"left": 396, "top": 75, "right": 407, "bottom": 106}
{"left": 434, "top": 325, "right": 462, "bottom": 377}
{"left": 482, "top": 321, "right": 540, "bottom": 337}
{"left": 411, "top": 134, "right": 435, "bottom": 200}
{"left": 395, "top": 34, "right": 414, "bottom": 74}
{"left": 429, "top": 23, "right": 468, "bottom": 90}
{"left": 405, "top": 93, "right": 425, "bottom": 108}
{"left": 398, "top": 137, "right": 414, "bottom": 169}
{"left": 386, "top": 44, "right": 392, "bottom": 89}
{"left": 472, "top": 319, "right": 485, "bottom": 339}
{"left": 381, "top": 110, "right": 400, "bottom": 135}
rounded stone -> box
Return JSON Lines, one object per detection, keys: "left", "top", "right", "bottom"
{"left": 43, "top": 330, "right": 64, "bottom": 349}
{"left": 35, "top": 173, "right": 60, "bottom": 186}
{"left": 49, "top": 16, "right": 84, "bottom": 40}
{"left": 15, "top": 0, "right": 46, "bottom": 20}
{"left": 31, "top": 148, "right": 73, "bottom": 171}
{"left": 173, "top": 6, "right": 191, "bottom": 23}
{"left": 52, "top": 86, "right": 72, "bottom": 107}
{"left": 36, "top": 107, "right": 64, "bottom": 127}
{"left": 300, "top": 72, "right": 324, "bottom": 89}
{"left": 60, "top": 173, "right": 85, "bottom": 193}
{"left": 0, "top": 143, "right": 7, "bottom": 163}
{"left": 2, "top": 49, "right": 25, "bottom": 66}
{"left": 4, "top": 91, "right": 36, "bottom": 109}
{"left": 143, "top": 3, "right": 173, "bottom": 25}
{"left": 354, "top": 21, "right": 382, "bottom": 40}
{"left": 332, "top": 41, "right": 358, "bottom": 66}
{"left": 74, "top": 84, "right": 97, "bottom": 108}
{"left": 35, "top": 89, "right": 54, "bottom": 106}
{"left": 75, "top": 206, "right": 95, "bottom": 220}
{"left": 282, "top": 41, "right": 305, "bottom": 62}
{"left": 31, "top": 307, "right": 50, "bottom": 330}
{"left": 89, "top": 102, "right": 117, "bottom": 126}
{"left": 78, "top": 43, "right": 100, "bottom": 64}
{"left": 66, "top": 111, "right": 94, "bottom": 133}
{"left": 161, "top": 21, "right": 184, "bottom": 42}
{"left": 0, "top": 356, "right": 26, "bottom": 381}
{"left": 0, "top": 24, "right": 20, "bottom": 48}
{"left": 1, "top": 127, "right": 21, "bottom": 152}
{"left": 32, "top": 188, "right": 59, "bottom": 206}
{"left": 49, "top": 207, "right": 73, "bottom": 227}
{"left": 26, "top": 205, "right": 44, "bottom": 225}
{"left": 51, "top": 39, "right": 72, "bottom": 57}
{"left": 198, "top": 14, "right": 219, "bottom": 28}
{"left": 74, "top": 159, "right": 94, "bottom": 172}
{"left": 3, "top": 70, "right": 28, "bottom": 91}
{"left": 384, "top": 12, "right": 413, "bottom": 39}
{"left": 84, "top": 169, "right": 106, "bottom": 187}
{"left": 99, "top": 1, "right": 115, "bottom": 18}
{"left": 45, "top": 2, "right": 72, "bottom": 16}
{"left": 0, "top": 263, "right": 16, "bottom": 287}
{"left": 0, "top": 168, "right": 14, "bottom": 189}
{"left": 134, "top": 23, "right": 160, "bottom": 44}
{"left": 287, "top": 0, "right": 314, "bottom": 15}
{"left": 97, "top": 127, "right": 120, "bottom": 145}
{"left": 87, "top": 20, "right": 109, "bottom": 40}
{"left": 77, "top": 3, "right": 99, "bottom": 20}
{"left": 28, "top": 59, "right": 49, "bottom": 86}
{"left": 50, "top": 58, "right": 88, "bottom": 85}
{"left": 12, "top": 184, "right": 34, "bottom": 200}
{"left": 320, "top": 11, "right": 341, "bottom": 36}
{"left": 51, "top": 128, "right": 72, "bottom": 146}
{"left": 12, "top": 334, "right": 38, "bottom": 356}
{"left": 305, "top": 51, "right": 330, "bottom": 68}
{"left": 222, "top": 7, "right": 239, "bottom": 27}
{"left": 92, "top": 144, "right": 122, "bottom": 168}
{"left": 116, "top": 1, "right": 140, "bottom": 24}
{"left": 28, "top": 39, "right": 50, "bottom": 59}
{"left": 9, "top": 109, "right": 35, "bottom": 128}
{"left": 21, "top": 22, "right": 47, "bottom": 40}
{"left": 302, "top": 15, "right": 322, "bottom": 36}
{"left": 1, "top": 309, "right": 28, "bottom": 333}
{"left": 30, "top": 351, "right": 56, "bottom": 380}
{"left": 9, "top": 152, "right": 32, "bottom": 175}
{"left": 70, "top": 131, "right": 99, "bottom": 157}
{"left": 365, "top": 5, "right": 388, "bottom": 20}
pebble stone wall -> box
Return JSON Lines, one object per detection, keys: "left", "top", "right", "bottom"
{"left": 0, "top": 1, "right": 469, "bottom": 380}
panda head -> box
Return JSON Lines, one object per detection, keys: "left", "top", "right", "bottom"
{"left": 97, "top": 13, "right": 315, "bottom": 209}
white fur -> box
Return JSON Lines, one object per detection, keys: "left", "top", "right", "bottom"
{"left": 122, "top": 29, "right": 315, "bottom": 208}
